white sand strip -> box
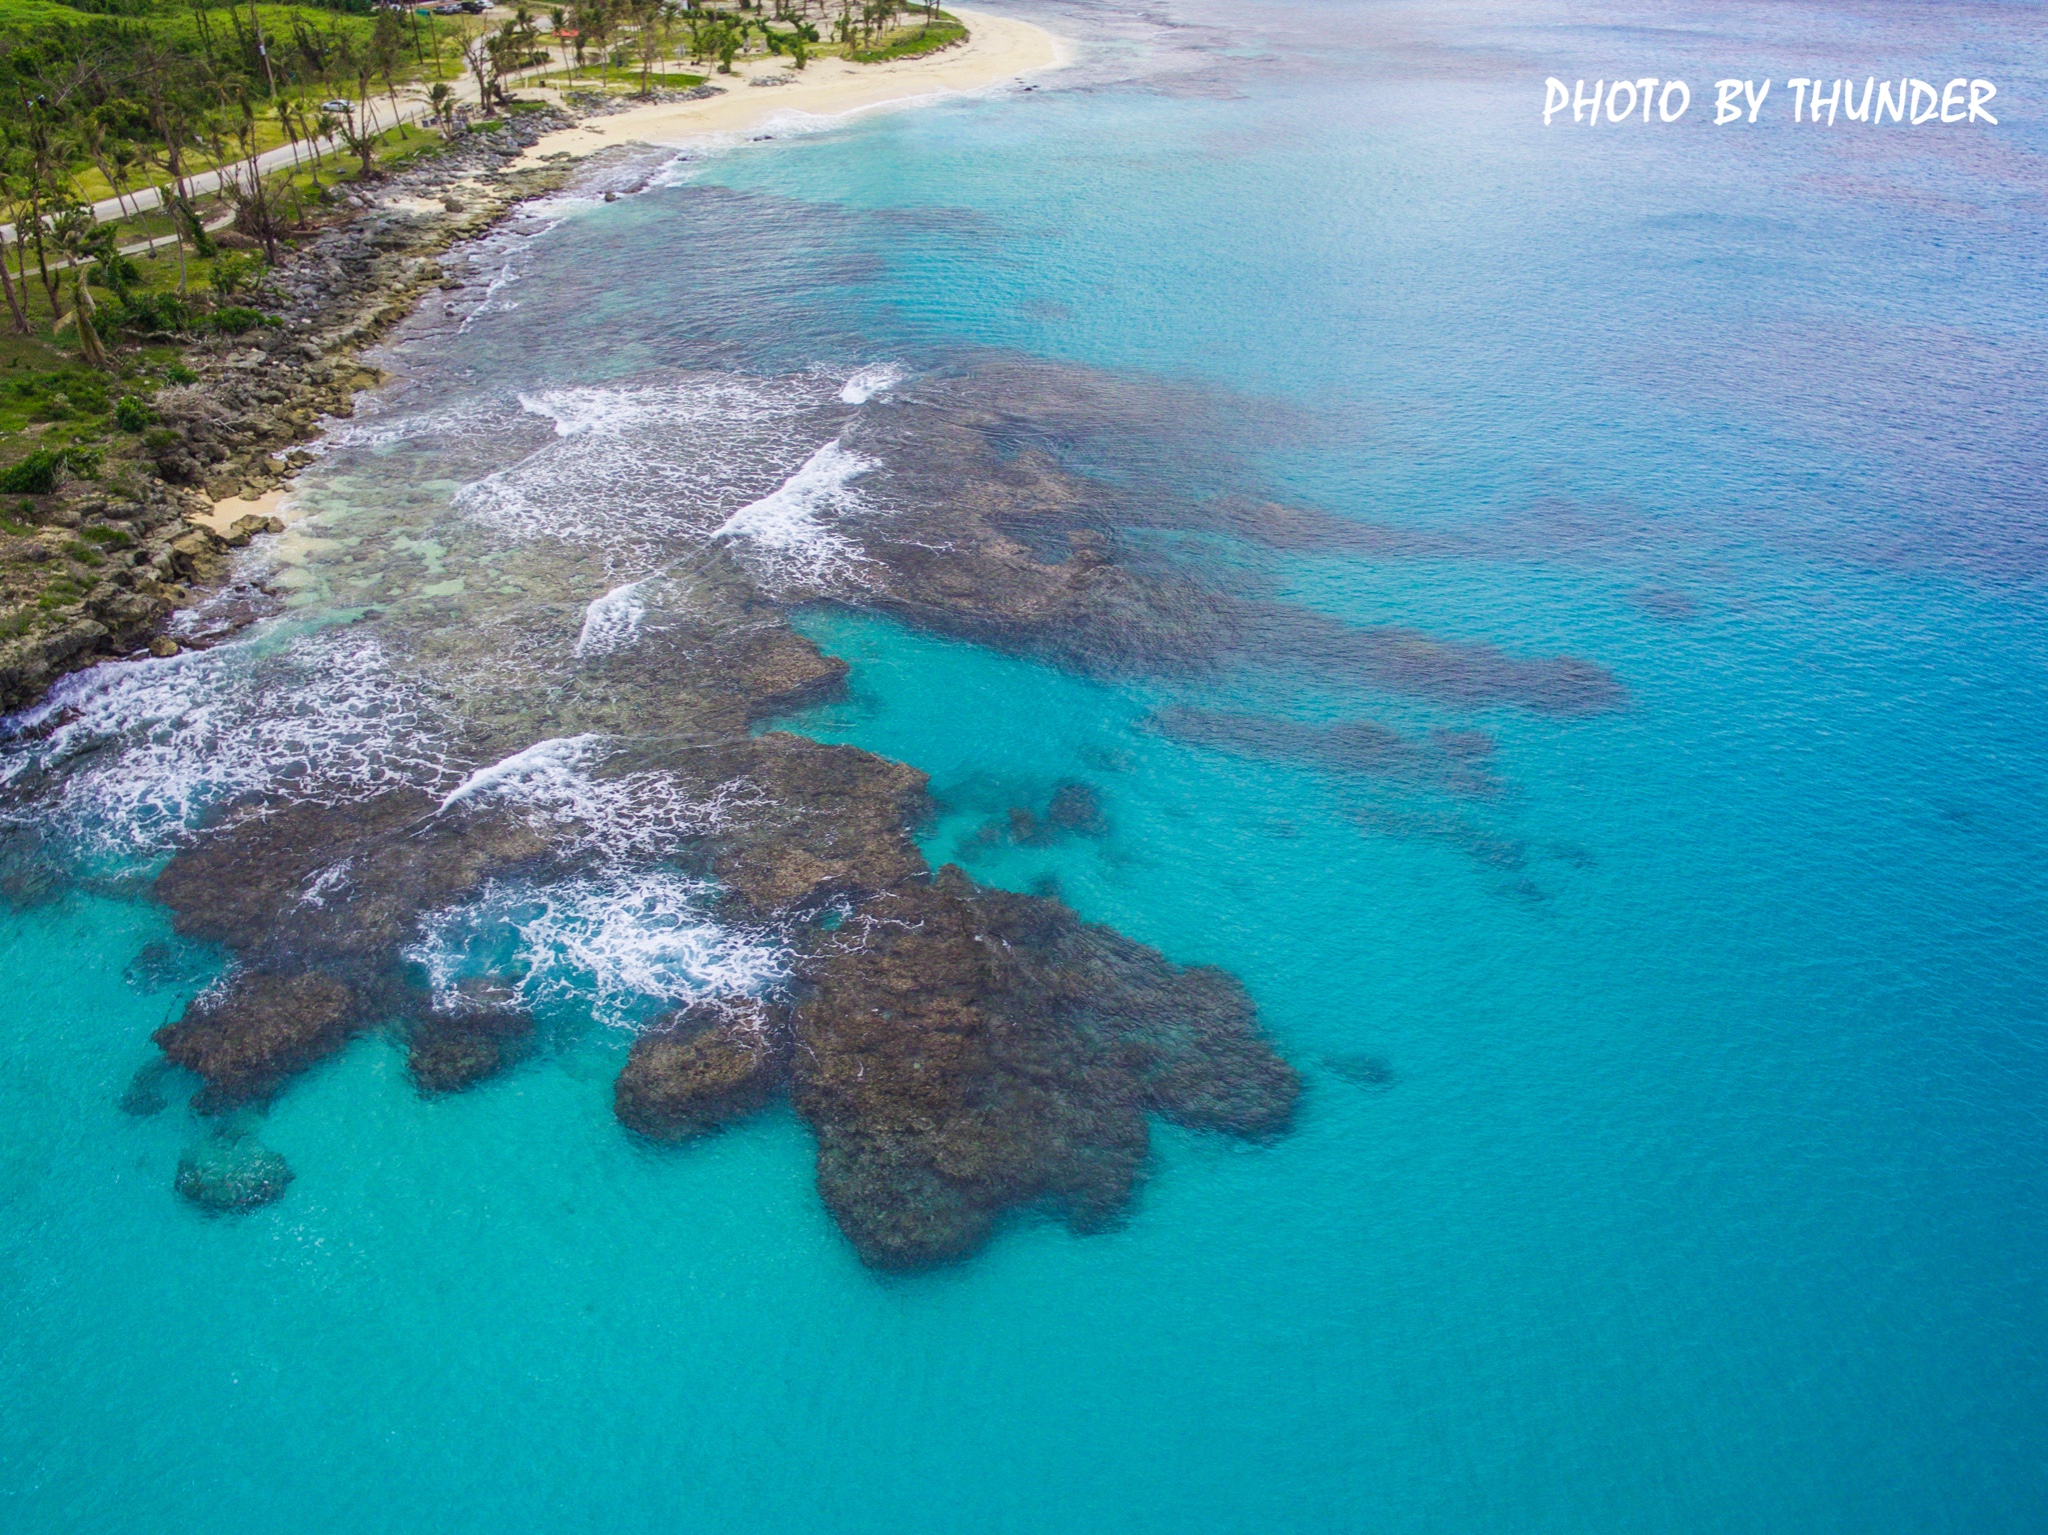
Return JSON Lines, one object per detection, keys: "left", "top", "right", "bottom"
{"left": 514, "top": 7, "right": 1068, "bottom": 166}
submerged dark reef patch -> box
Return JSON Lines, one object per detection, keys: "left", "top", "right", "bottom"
{"left": 174, "top": 1129, "right": 295, "bottom": 1214}
{"left": 1147, "top": 704, "right": 1500, "bottom": 795}
{"left": 835, "top": 362, "right": 1625, "bottom": 715}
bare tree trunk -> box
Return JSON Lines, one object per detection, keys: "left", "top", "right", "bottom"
{"left": 69, "top": 271, "right": 109, "bottom": 369}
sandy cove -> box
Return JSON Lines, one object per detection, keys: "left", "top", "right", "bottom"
{"left": 514, "top": 7, "right": 1069, "bottom": 166}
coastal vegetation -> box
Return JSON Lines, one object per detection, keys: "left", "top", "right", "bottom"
{"left": 0, "top": 0, "right": 973, "bottom": 694}
{"left": 0, "top": 0, "right": 966, "bottom": 374}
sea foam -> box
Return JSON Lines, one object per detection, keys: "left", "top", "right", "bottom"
{"left": 712, "top": 439, "right": 875, "bottom": 592}
{"left": 574, "top": 579, "right": 650, "bottom": 658}
{"left": 452, "top": 376, "right": 829, "bottom": 547}
{"left": 439, "top": 734, "right": 606, "bottom": 812}
{"left": 0, "top": 626, "right": 459, "bottom": 857}
{"left": 406, "top": 870, "right": 786, "bottom": 1030}
{"left": 436, "top": 734, "right": 765, "bottom": 861}
{"left": 840, "top": 363, "right": 906, "bottom": 404}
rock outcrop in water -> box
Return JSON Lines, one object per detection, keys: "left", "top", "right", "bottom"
{"left": 149, "top": 786, "right": 558, "bottom": 1106}
{"left": 609, "top": 864, "right": 1300, "bottom": 1269}
{"left": 154, "top": 971, "right": 359, "bottom": 1110}
{"left": 615, "top": 998, "right": 785, "bottom": 1140}
{"left": 153, "top": 788, "right": 555, "bottom": 966}
{"left": 408, "top": 981, "right": 538, "bottom": 1096}
{"left": 787, "top": 867, "right": 1298, "bottom": 1269}
{"left": 696, "top": 732, "right": 933, "bottom": 912}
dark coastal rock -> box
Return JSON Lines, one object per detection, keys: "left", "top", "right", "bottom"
{"left": 789, "top": 866, "right": 1298, "bottom": 1270}
{"left": 615, "top": 998, "right": 785, "bottom": 1140}
{"left": 154, "top": 789, "right": 554, "bottom": 964}
{"left": 407, "top": 982, "right": 536, "bottom": 1096}
{"left": 165, "top": 526, "right": 232, "bottom": 584}
{"left": 174, "top": 1131, "right": 294, "bottom": 1213}
{"left": 154, "top": 970, "right": 359, "bottom": 1108}
{"left": 701, "top": 732, "right": 932, "bottom": 913}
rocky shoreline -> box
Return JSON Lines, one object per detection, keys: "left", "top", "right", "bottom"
{"left": 0, "top": 105, "right": 594, "bottom": 714}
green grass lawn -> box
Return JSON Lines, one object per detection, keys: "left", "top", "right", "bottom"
{"left": 844, "top": 12, "right": 967, "bottom": 63}
{"left": 529, "top": 63, "right": 711, "bottom": 91}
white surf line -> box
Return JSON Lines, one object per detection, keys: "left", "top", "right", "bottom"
{"left": 438, "top": 733, "right": 605, "bottom": 812}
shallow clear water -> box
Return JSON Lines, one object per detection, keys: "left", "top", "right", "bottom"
{"left": 5, "top": 1, "right": 2047, "bottom": 1529}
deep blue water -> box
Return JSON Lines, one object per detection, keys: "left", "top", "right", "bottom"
{"left": 4, "top": 1, "right": 2046, "bottom": 1529}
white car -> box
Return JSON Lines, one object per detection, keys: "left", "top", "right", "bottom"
{"left": 320, "top": 100, "right": 353, "bottom": 114}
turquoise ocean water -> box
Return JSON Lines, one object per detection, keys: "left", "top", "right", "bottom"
{"left": 5, "top": 1, "right": 2046, "bottom": 1529}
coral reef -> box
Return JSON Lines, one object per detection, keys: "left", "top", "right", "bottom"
{"left": 1149, "top": 704, "right": 1499, "bottom": 795}
{"left": 831, "top": 368, "right": 1625, "bottom": 716}
{"left": 696, "top": 733, "right": 933, "bottom": 912}
{"left": 3, "top": 148, "right": 1635, "bottom": 1267}
{"left": 154, "top": 970, "right": 360, "bottom": 1109}
{"left": 615, "top": 998, "right": 785, "bottom": 1140}
{"left": 787, "top": 866, "right": 1298, "bottom": 1269}
{"left": 407, "top": 981, "right": 537, "bottom": 1096}
{"left": 174, "top": 1130, "right": 295, "bottom": 1213}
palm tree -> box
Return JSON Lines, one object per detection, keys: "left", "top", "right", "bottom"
{"left": 311, "top": 110, "right": 340, "bottom": 192}
{"left": 110, "top": 138, "right": 143, "bottom": 218}
{"left": 275, "top": 98, "right": 301, "bottom": 173}
{"left": 49, "top": 210, "right": 114, "bottom": 368}
{"left": 428, "top": 82, "right": 454, "bottom": 138}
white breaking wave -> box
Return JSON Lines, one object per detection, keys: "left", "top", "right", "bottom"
{"left": 317, "top": 395, "right": 510, "bottom": 454}
{"left": 839, "top": 362, "right": 905, "bottom": 404}
{"left": 713, "top": 439, "right": 874, "bottom": 592}
{"left": 436, "top": 733, "right": 766, "bottom": 861}
{"left": 439, "top": 733, "right": 605, "bottom": 811}
{"left": 406, "top": 870, "right": 787, "bottom": 1030}
{"left": 452, "top": 376, "right": 829, "bottom": 546}
{"left": 574, "top": 578, "right": 650, "bottom": 658}
{"left": 519, "top": 385, "right": 661, "bottom": 439}
{"left": 519, "top": 379, "right": 803, "bottom": 440}
{"left": 0, "top": 626, "right": 459, "bottom": 855}
{"left": 417, "top": 733, "right": 785, "bottom": 1027}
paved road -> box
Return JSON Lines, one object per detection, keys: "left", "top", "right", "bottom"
{"left": 86, "top": 90, "right": 448, "bottom": 223}
{"left": 2, "top": 74, "right": 489, "bottom": 245}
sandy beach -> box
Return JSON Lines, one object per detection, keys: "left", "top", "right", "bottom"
{"left": 514, "top": 7, "right": 1067, "bottom": 166}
